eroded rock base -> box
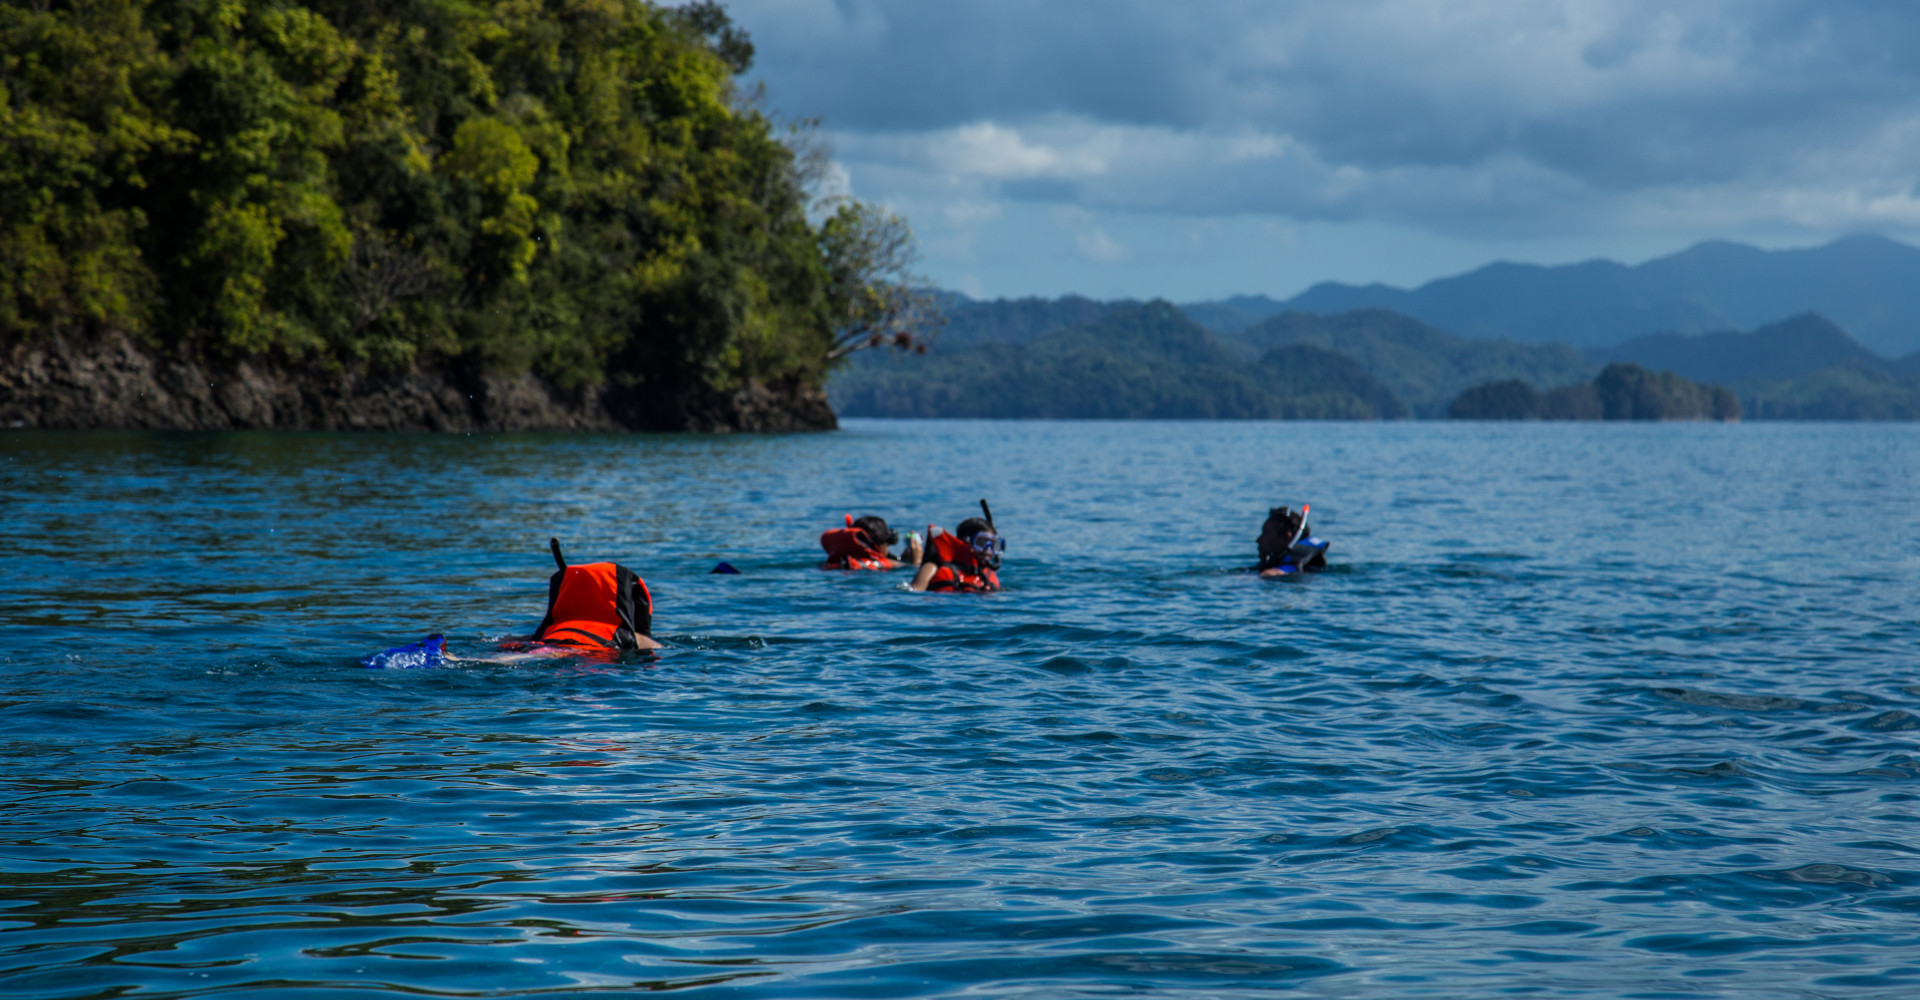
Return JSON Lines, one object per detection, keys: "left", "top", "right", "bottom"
{"left": 1, "top": 332, "right": 836, "bottom": 433}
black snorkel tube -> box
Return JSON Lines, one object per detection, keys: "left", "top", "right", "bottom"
{"left": 977, "top": 499, "right": 1004, "bottom": 569}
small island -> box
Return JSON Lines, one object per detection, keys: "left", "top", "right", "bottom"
{"left": 1448, "top": 363, "right": 1740, "bottom": 421}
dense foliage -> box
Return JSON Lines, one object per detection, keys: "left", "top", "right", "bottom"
{"left": 832, "top": 301, "right": 1404, "bottom": 420}
{"left": 1, "top": 0, "right": 885, "bottom": 411}
{"left": 1449, "top": 364, "right": 1739, "bottom": 421}
{"left": 1595, "top": 314, "right": 1920, "bottom": 420}
{"left": 833, "top": 299, "right": 1608, "bottom": 420}
{"left": 932, "top": 294, "right": 1116, "bottom": 348}
{"left": 1447, "top": 379, "right": 1602, "bottom": 420}
{"left": 1740, "top": 360, "right": 1920, "bottom": 419}
{"left": 1236, "top": 309, "right": 1595, "bottom": 417}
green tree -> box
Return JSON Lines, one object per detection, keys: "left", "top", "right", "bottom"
{"left": 1448, "top": 379, "right": 1539, "bottom": 419}
{"left": 819, "top": 199, "right": 939, "bottom": 360}
{"left": 1, "top": 0, "right": 913, "bottom": 425}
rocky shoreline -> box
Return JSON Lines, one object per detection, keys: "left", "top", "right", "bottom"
{"left": 1, "top": 332, "right": 837, "bottom": 434}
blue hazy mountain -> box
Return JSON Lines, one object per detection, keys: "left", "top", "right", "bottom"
{"left": 1280, "top": 235, "right": 1920, "bottom": 357}
{"left": 838, "top": 301, "right": 1594, "bottom": 420}
{"left": 834, "top": 301, "right": 1404, "bottom": 419}
{"left": 1592, "top": 313, "right": 1920, "bottom": 419}
{"left": 1227, "top": 309, "right": 1595, "bottom": 417}
{"left": 1592, "top": 314, "right": 1884, "bottom": 385}
{"left": 930, "top": 294, "right": 1122, "bottom": 348}
{"left": 1176, "top": 294, "right": 1291, "bottom": 334}
{"left": 856, "top": 284, "right": 1920, "bottom": 419}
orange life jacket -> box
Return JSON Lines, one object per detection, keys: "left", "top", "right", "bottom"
{"left": 533, "top": 562, "right": 652, "bottom": 651}
{"left": 820, "top": 515, "right": 897, "bottom": 570}
{"left": 924, "top": 529, "right": 999, "bottom": 593}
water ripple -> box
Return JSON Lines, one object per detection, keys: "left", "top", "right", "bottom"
{"left": 2, "top": 421, "right": 1918, "bottom": 997}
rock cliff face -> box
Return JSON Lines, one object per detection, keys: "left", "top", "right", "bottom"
{"left": 0, "top": 332, "right": 836, "bottom": 433}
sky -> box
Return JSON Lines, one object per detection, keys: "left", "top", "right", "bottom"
{"left": 720, "top": 0, "right": 1920, "bottom": 302}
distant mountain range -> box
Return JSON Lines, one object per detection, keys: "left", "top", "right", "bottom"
{"left": 835, "top": 302, "right": 1404, "bottom": 420}
{"left": 1233, "top": 310, "right": 1590, "bottom": 417}
{"left": 836, "top": 235, "right": 1920, "bottom": 420}
{"left": 1179, "top": 235, "right": 1920, "bottom": 357}
{"left": 836, "top": 302, "right": 1596, "bottom": 420}
{"left": 1591, "top": 314, "right": 1881, "bottom": 385}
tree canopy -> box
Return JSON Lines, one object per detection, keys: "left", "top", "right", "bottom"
{"left": 1, "top": 0, "right": 913, "bottom": 417}
{"left": 1448, "top": 363, "right": 1739, "bottom": 421}
{"left": 832, "top": 301, "right": 1406, "bottom": 420}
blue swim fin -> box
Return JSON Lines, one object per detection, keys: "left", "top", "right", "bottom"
{"left": 360, "top": 634, "right": 447, "bottom": 669}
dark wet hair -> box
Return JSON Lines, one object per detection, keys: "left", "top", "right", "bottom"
{"left": 1257, "top": 506, "right": 1304, "bottom": 568}
{"left": 955, "top": 517, "right": 991, "bottom": 541}
{"left": 852, "top": 515, "right": 897, "bottom": 549}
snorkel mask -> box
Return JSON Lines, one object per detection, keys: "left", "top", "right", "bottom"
{"left": 964, "top": 500, "right": 1004, "bottom": 570}
{"left": 969, "top": 530, "right": 1006, "bottom": 570}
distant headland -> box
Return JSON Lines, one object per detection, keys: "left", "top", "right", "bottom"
{"left": 834, "top": 237, "right": 1920, "bottom": 422}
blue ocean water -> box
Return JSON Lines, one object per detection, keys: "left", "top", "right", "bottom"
{"left": 2, "top": 420, "right": 1919, "bottom": 999}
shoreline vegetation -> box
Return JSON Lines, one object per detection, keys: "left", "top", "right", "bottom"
{"left": 1, "top": 0, "right": 926, "bottom": 432}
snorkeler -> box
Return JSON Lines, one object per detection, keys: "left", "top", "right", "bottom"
{"left": 909, "top": 501, "right": 1005, "bottom": 593}
{"left": 524, "top": 538, "right": 662, "bottom": 651}
{"left": 362, "top": 538, "right": 658, "bottom": 668}
{"left": 1254, "top": 505, "right": 1329, "bottom": 577}
{"left": 820, "top": 514, "right": 922, "bottom": 570}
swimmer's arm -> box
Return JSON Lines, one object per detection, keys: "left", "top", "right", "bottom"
{"left": 908, "top": 562, "right": 938, "bottom": 591}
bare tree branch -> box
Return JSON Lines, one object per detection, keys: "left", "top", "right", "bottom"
{"left": 819, "top": 200, "right": 944, "bottom": 361}
{"left": 338, "top": 230, "right": 434, "bottom": 336}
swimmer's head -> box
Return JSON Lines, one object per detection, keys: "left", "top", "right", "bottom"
{"left": 1257, "top": 506, "right": 1304, "bottom": 565}
{"left": 956, "top": 517, "right": 1004, "bottom": 569}
{"left": 851, "top": 515, "right": 898, "bottom": 551}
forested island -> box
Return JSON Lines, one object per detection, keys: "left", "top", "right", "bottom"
{"left": 1448, "top": 365, "right": 1740, "bottom": 421}
{"left": 1, "top": 0, "right": 920, "bottom": 431}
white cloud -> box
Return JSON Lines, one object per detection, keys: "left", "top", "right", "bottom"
{"left": 816, "top": 160, "right": 854, "bottom": 202}
{"left": 1076, "top": 229, "right": 1130, "bottom": 262}
{"left": 942, "top": 199, "right": 1004, "bottom": 227}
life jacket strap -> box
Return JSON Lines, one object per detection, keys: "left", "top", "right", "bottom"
{"left": 540, "top": 626, "right": 618, "bottom": 649}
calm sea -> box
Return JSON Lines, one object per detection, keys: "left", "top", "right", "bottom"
{"left": 3, "top": 420, "right": 1918, "bottom": 999}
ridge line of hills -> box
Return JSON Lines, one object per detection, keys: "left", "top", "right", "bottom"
{"left": 1177, "top": 233, "right": 1920, "bottom": 358}
{"left": 833, "top": 245, "right": 1920, "bottom": 418}
{"left": 830, "top": 234, "right": 1920, "bottom": 421}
